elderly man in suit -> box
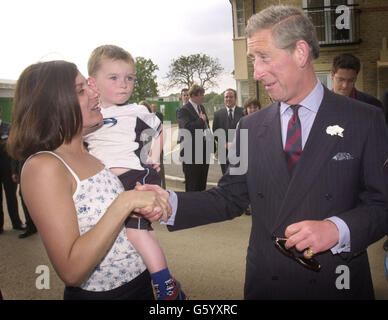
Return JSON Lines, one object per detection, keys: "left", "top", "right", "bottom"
{"left": 177, "top": 84, "right": 213, "bottom": 192}
{"left": 0, "top": 107, "right": 24, "bottom": 234}
{"left": 331, "top": 53, "right": 383, "bottom": 109}
{"left": 141, "top": 5, "right": 388, "bottom": 299}
{"left": 212, "top": 89, "right": 244, "bottom": 175}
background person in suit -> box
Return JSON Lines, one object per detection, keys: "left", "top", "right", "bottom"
{"left": 177, "top": 84, "right": 212, "bottom": 191}
{"left": 212, "top": 89, "right": 244, "bottom": 175}
{"left": 176, "top": 89, "right": 189, "bottom": 122}
{"left": 177, "top": 89, "right": 190, "bottom": 180}
{"left": 0, "top": 107, "right": 25, "bottom": 234}
{"left": 176, "top": 90, "right": 190, "bottom": 145}
{"left": 143, "top": 5, "right": 388, "bottom": 299}
{"left": 11, "top": 159, "right": 37, "bottom": 238}
{"left": 331, "top": 53, "right": 383, "bottom": 109}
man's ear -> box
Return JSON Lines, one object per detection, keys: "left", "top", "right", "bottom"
{"left": 330, "top": 71, "right": 335, "bottom": 80}
{"left": 294, "top": 40, "right": 310, "bottom": 68}
{"left": 88, "top": 77, "right": 98, "bottom": 91}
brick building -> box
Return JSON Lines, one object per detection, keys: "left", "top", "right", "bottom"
{"left": 229, "top": 0, "right": 388, "bottom": 108}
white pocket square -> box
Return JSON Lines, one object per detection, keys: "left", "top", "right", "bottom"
{"left": 332, "top": 152, "right": 354, "bottom": 161}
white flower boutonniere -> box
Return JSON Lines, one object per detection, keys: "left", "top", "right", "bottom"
{"left": 326, "top": 125, "right": 344, "bottom": 138}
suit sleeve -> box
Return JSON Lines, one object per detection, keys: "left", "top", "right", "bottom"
{"left": 168, "top": 121, "right": 250, "bottom": 231}
{"left": 338, "top": 109, "right": 388, "bottom": 256}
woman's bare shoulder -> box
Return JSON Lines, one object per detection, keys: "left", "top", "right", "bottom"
{"left": 22, "top": 152, "right": 70, "bottom": 183}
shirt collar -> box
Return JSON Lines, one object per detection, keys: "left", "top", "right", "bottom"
{"left": 280, "top": 79, "right": 324, "bottom": 115}
{"left": 189, "top": 99, "right": 198, "bottom": 108}
{"left": 226, "top": 106, "right": 236, "bottom": 112}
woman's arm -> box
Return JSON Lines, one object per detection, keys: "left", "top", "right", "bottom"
{"left": 21, "top": 154, "right": 167, "bottom": 287}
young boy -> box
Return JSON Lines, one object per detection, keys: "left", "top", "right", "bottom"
{"left": 84, "top": 45, "right": 185, "bottom": 300}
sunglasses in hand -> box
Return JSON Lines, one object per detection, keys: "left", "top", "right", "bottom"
{"left": 272, "top": 236, "right": 322, "bottom": 272}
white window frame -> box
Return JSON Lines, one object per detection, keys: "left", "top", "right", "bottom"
{"left": 231, "top": 0, "right": 246, "bottom": 39}
{"left": 303, "top": 0, "right": 355, "bottom": 45}
{"left": 316, "top": 71, "right": 333, "bottom": 90}
{"left": 236, "top": 80, "right": 249, "bottom": 107}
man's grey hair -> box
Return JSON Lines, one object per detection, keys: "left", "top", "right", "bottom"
{"left": 245, "top": 5, "right": 320, "bottom": 60}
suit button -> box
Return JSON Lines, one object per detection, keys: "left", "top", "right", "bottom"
{"left": 325, "top": 193, "right": 333, "bottom": 200}
{"left": 257, "top": 192, "right": 264, "bottom": 198}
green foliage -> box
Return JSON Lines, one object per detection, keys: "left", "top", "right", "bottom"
{"left": 204, "top": 91, "right": 224, "bottom": 105}
{"left": 203, "top": 91, "right": 224, "bottom": 118}
{"left": 131, "top": 57, "right": 159, "bottom": 102}
{"left": 166, "top": 53, "right": 224, "bottom": 90}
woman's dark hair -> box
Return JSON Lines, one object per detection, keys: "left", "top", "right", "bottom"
{"left": 7, "top": 60, "right": 82, "bottom": 160}
{"left": 243, "top": 97, "right": 261, "bottom": 115}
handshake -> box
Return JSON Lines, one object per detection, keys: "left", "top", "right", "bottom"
{"left": 131, "top": 182, "right": 172, "bottom": 223}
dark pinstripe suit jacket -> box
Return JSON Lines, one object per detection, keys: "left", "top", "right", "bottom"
{"left": 177, "top": 102, "right": 211, "bottom": 163}
{"left": 169, "top": 87, "right": 388, "bottom": 299}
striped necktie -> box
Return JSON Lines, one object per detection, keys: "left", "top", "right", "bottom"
{"left": 228, "top": 108, "right": 233, "bottom": 123}
{"left": 284, "top": 105, "right": 302, "bottom": 170}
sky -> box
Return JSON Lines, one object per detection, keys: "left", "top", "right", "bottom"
{"left": 0, "top": 0, "right": 236, "bottom": 95}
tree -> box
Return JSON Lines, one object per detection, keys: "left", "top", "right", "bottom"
{"left": 165, "top": 54, "right": 224, "bottom": 90}
{"left": 131, "top": 57, "right": 159, "bottom": 102}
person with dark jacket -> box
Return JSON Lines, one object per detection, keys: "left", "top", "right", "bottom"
{"left": 141, "top": 5, "right": 388, "bottom": 299}
{"left": 0, "top": 107, "right": 25, "bottom": 234}
{"left": 212, "top": 89, "right": 244, "bottom": 175}
{"left": 11, "top": 159, "right": 37, "bottom": 238}
{"left": 331, "top": 53, "right": 383, "bottom": 109}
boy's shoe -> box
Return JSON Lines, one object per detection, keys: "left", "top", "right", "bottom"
{"left": 166, "top": 279, "right": 187, "bottom": 300}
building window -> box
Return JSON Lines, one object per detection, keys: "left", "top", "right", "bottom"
{"left": 303, "top": 0, "right": 360, "bottom": 45}
{"left": 237, "top": 80, "right": 249, "bottom": 107}
{"left": 316, "top": 71, "right": 333, "bottom": 89}
{"left": 232, "top": 0, "right": 246, "bottom": 39}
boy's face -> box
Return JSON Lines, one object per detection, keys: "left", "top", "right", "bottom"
{"left": 90, "top": 58, "right": 135, "bottom": 107}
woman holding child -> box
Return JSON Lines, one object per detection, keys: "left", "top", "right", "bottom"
{"left": 6, "top": 60, "right": 170, "bottom": 300}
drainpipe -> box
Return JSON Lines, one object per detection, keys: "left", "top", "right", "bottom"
{"left": 251, "top": 0, "right": 260, "bottom": 106}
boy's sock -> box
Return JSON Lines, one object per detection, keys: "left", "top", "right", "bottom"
{"left": 151, "top": 268, "right": 178, "bottom": 300}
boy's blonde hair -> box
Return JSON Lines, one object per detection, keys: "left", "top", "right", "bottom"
{"left": 88, "top": 44, "right": 135, "bottom": 77}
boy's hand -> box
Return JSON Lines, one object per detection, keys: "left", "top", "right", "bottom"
{"left": 146, "top": 157, "right": 161, "bottom": 172}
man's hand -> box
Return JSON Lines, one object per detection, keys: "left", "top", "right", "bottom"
{"left": 134, "top": 182, "right": 171, "bottom": 222}
{"left": 199, "top": 112, "right": 207, "bottom": 122}
{"left": 284, "top": 220, "right": 339, "bottom": 259}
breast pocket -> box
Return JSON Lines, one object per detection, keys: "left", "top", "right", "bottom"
{"left": 326, "top": 157, "right": 361, "bottom": 194}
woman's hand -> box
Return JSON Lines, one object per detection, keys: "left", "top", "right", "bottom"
{"left": 133, "top": 182, "right": 171, "bottom": 222}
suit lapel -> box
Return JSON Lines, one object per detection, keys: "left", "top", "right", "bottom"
{"left": 186, "top": 102, "right": 199, "bottom": 119}
{"left": 255, "top": 104, "right": 290, "bottom": 201}
{"left": 273, "top": 88, "right": 347, "bottom": 228}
